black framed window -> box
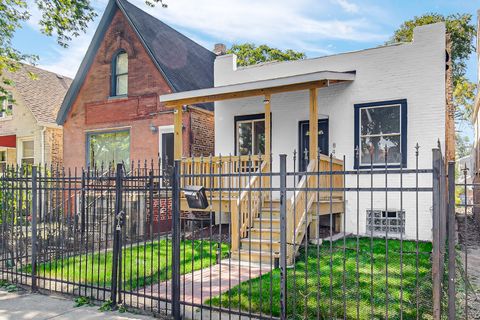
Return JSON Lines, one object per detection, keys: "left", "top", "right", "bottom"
{"left": 234, "top": 113, "right": 265, "bottom": 156}
{"left": 354, "top": 99, "right": 407, "bottom": 169}
{"left": 111, "top": 51, "right": 128, "bottom": 96}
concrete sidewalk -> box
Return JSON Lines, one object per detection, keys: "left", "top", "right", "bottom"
{"left": 0, "top": 289, "right": 156, "bottom": 320}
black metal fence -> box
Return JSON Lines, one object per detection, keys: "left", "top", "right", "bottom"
{"left": 0, "top": 146, "right": 470, "bottom": 319}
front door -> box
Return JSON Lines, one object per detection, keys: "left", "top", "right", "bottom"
{"left": 299, "top": 119, "right": 329, "bottom": 172}
{"left": 159, "top": 128, "right": 174, "bottom": 187}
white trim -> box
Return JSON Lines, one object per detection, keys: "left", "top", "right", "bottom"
{"left": 17, "top": 136, "right": 35, "bottom": 166}
{"left": 158, "top": 125, "right": 174, "bottom": 160}
{"left": 160, "top": 71, "right": 355, "bottom": 103}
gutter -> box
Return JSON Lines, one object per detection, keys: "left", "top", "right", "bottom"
{"left": 41, "top": 127, "right": 46, "bottom": 165}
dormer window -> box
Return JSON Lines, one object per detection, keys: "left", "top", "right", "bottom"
{"left": 112, "top": 51, "right": 128, "bottom": 96}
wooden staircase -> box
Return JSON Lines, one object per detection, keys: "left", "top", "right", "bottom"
{"left": 231, "top": 199, "right": 282, "bottom": 264}
{"left": 231, "top": 156, "right": 345, "bottom": 266}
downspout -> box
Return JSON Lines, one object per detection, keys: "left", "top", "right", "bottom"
{"left": 41, "top": 127, "right": 46, "bottom": 166}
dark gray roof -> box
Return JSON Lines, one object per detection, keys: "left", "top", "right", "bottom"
{"left": 57, "top": 0, "right": 215, "bottom": 124}
{"left": 118, "top": 0, "right": 215, "bottom": 92}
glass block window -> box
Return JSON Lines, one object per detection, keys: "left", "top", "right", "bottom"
{"left": 366, "top": 209, "right": 405, "bottom": 234}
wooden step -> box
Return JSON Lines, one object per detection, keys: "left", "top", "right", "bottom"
{"left": 231, "top": 249, "right": 279, "bottom": 264}
{"left": 259, "top": 210, "right": 280, "bottom": 219}
{"left": 262, "top": 199, "right": 281, "bottom": 209}
{"left": 249, "top": 228, "right": 281, "bottom": 240}
{"left": 240, "top": 238, "right": 280, "bottom": 252}
{"left": 253, "top": 218, "right": 279, "bottom": 229}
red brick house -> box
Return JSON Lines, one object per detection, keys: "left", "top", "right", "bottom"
{"left": 56, "top": 0, "right": 215, "bottom": 170}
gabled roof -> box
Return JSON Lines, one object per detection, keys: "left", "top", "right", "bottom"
{"left": 56, "top": 0, "right": 215, "bottom": 124}
{"left": 7, "top": 64, "right": 71, "bottom": 124}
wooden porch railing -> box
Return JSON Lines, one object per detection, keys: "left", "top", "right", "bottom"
{"left": 231, "top": 161, "right": 269, "bottom": 252}
{"left": 286, "top": 154, "right": 344, "bottom": 265}
{"left": 180, "top": 155, "right": 263, "bottom": 190}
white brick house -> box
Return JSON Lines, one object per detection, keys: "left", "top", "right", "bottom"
{"left": 161, "top": 22, "right": 451, "bottom": 247}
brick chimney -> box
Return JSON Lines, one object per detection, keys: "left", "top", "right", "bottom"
{"left": 213, "top": 43, "right": 226, "bottom": 56}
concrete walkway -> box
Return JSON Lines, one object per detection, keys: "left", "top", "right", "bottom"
{"left": 0, "top": 289, "right": 155, "bottom": 320}
{"left": 143, "top": 259, "right": 272, "bottom": 304}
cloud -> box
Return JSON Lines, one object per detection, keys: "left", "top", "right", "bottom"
{"left": 332, "top": 0, "right": 360, "bottom": 13}
{"left": 38, "top": 0, "right": 388, "bottom": 77}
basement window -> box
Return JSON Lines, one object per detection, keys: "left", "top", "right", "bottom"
{"left": 366, "top": 209, "right": 405, "bottom": 234}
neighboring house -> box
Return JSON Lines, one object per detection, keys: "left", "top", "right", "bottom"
{"left": 0, "top": 64, "right": 70, "bottom": 170}
{"left": 56, "top": 0, "right": 215, "bottom": 170}
{"left": 161, "top": 21, "right": 453, "bottom": 263}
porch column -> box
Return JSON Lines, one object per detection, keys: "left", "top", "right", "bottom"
{"left": 264, "top": 94, "right": 271, "bottom": 167}
{"left": 309, "top": 88, "right": 319, "bottom": 239}
{"left": 174, "top": 106, "right": 183, "bottom": 160}
{"left": 309, "top": 88, "right": 318, "bottom": 161}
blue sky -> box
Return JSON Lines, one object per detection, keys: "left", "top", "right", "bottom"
{"left": 13, "top": 0, "right": 480, "bottom": 137}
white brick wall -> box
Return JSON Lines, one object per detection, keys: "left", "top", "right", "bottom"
{"left": 214, "top": 23, "right": 446, "bottom": 241}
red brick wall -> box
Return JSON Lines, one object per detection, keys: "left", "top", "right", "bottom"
{"left": 63, "top": 8, "right": 192, "bottom": 169}
{"left": 189, "top": 107, "right": 214, "bottom": 157}
{"left": 45, "top": 127, "right": 63, "bottom": 167}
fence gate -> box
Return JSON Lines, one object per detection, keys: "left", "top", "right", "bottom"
{"left": 0, "top": 149, "right": 478, "bottom": 320}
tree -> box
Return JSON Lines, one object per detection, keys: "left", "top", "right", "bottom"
{"left": 0, "top": 0, "right": 166, "bottom": 106}
{"left": 388, "top": 13, "right": 476, "bottom": 121}
{"left": 227, "top": 43, "right": 306, "bottom": 67}
{"left": 456, "top": 133, "right": 472, "bottom": 159}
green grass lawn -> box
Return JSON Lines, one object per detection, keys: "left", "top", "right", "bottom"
{"left": 208, "top": 237, "right": 433, "bottom": 320}
{"left": 30, "top": 239, "right": 229, "bottom": 291}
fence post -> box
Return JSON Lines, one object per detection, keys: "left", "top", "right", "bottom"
{"left": 80, "top": 170, "right": 86, "bottom": 236}
{"left": 171, "top": 160, "right": 181, "bottom": 320}
{"left": 447, "top": 161, "right": 456, "bottom": 319}
{"left": 111, "top": 163, "right": 124, "bottom": 306}
{"left": 31, "top": 166, "right": 38, "bottom": 292}
{"left": 432, "top": 148, "right": 441, "bottom": 319}
{"left": 279, "top": 154, "right": 287, "bottom": 320}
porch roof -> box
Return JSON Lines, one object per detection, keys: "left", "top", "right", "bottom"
{"left": 160, "top": 70, "right": 355, "bottom": 107}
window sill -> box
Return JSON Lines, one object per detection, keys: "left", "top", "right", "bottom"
{"left": 108, "top": 95, "right": 128, "bottom": 101}
{"left": 355, "top": 164, "right": 406, "bottom": 170}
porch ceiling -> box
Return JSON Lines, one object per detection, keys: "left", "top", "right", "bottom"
{"left": 160, "top": 70, "right": 355, "bottom": 107}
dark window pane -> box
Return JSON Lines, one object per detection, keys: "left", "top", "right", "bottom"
{"left": 361, "top": 105, "right": 400, "bottom": 136}
{"left": 253, "top": 120, "right": 265, "bottom": 155}
{"left": 237, "top": 122, "right": 252, "bottom": 156}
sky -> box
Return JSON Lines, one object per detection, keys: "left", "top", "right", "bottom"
{"left": 12, "top": 0, "right": 480, "bottom": 137}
